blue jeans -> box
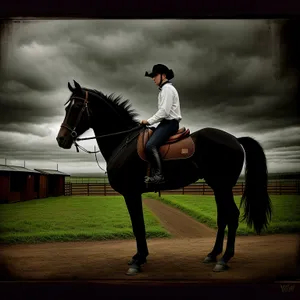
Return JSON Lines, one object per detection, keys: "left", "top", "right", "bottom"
{"left": 145, "top": 119, "right": 179, "bottom": 155}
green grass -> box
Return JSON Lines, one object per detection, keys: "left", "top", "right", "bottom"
{"left": 143, "top": 193, "right": 300, "bottom": 235}
{"left": 0, "top": 196, "right": 170, "bottom": 244}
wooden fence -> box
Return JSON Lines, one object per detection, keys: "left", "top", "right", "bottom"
{"left": 65, "top": 180, "right": 300, "bottom": 196}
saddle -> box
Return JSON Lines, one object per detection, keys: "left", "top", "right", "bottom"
{"left": 137, "top": 127, "right": 195, "bottom": 162}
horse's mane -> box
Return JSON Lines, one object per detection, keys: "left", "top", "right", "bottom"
{"left": 84, "top": 88, "right": 139, "bottom": 126}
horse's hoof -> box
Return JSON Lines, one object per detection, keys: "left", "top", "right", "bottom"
{"left": 213, "top": 262, "right": 229, "bottom": 272}
{"left": 126, "top": 265, "right": 141, "bottom": 276}
{"left": 203, "top": 256, "right": 217, "bottom": 263}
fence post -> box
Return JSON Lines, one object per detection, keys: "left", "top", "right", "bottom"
{"left": 242, "top": 182, "right": 244, "bottom": 194}
{"left": 87, "top": 183, "right": 90, "bottom": 196}
{"left": 280, "top": 181, "right": 282, "bottom": 195}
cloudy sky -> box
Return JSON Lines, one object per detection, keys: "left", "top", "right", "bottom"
{"left": 0, "top": 19, "right": 299, "bottom": 175}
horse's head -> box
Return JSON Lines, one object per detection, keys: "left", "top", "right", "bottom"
{"left": 56, "top": 80, "right": 91, "bottom": 149}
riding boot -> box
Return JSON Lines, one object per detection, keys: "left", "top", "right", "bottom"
{"left": 144, "top": 147, "right": 165, "bottom": 184}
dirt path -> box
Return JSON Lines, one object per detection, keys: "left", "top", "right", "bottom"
{"left": 0, "top": 235, "right": 299, "bottom": 282}
{"left": 143, "top": 198, "right": 215, "bottom": 238}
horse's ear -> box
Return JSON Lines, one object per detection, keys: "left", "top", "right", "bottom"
{"left": 73, "top": 80, "right": 82, "bottom": 90}
{"left": 68, "top": 82, "right": 74, "bottom": 92}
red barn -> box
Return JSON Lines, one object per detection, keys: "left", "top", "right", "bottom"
{"left": 0, "top": 164, "right": 41, "bottom": 203}
{"left": 34, "top": 169, "right": 70, "bottom": 197}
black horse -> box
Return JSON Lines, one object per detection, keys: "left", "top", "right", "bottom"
{"left": 56, "top": 80, "right": 272, "bottom": 275}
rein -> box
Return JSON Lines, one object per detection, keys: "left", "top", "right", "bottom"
{"left": 76, "top": 124, "right": 144, "bottom": 142}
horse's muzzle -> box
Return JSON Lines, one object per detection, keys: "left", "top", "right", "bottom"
{"left": 56, "top": 136, "right": 72, "bottom": 149}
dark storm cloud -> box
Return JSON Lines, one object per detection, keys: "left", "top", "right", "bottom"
{"left": 0, "top": 130, "right": 105, "bottom": 163}
{"left": 0, "top": 19, "right": 299, "bottom": 173}
{"left": 1, "top": 20, "right": 289, "bottom": 120}
{"left": 257, "top": 126, "right": 300, "bottom": 150}
{"left": 0, "top": 87, "right": 65, "bottom": 126}
{"left": 1, "top": 123, "right": 52, "bottom": 137}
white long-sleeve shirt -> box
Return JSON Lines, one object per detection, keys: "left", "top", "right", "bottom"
{"left": 147, "top": 82, "right": 182, "bottom": 125}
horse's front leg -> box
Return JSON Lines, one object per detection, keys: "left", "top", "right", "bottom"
{"left": 124, "top": 193, "right": 149, "bottom": 275}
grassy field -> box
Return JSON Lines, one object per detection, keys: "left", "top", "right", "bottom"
{"left": 144, "top": 193, "right": 300, "bottom": 235}
{"left": 0, "top": 196, "right": 170, "bottom": 244}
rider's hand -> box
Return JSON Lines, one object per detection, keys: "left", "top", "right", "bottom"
{"left": 140, "top": 120, "right": 149, "bottom": 125}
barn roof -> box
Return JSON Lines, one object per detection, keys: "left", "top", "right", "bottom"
{"left": 0, "top": 164, "right": 41, "bottom": 174}
{"left": 34, "top": 169, "right": 70, "bottom": 176}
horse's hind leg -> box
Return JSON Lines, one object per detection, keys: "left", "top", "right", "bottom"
{"left": 204, "top": 188, "right": 240, "bottom": 272}
{"left": 203, "top": 189, "right": 227, "bottom": 264}
{"left": 214, "top": 189, "right": 239, "bottom": 272}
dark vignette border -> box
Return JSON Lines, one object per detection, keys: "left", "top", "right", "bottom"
{"left": 0, "top": 0, "right": 299, "bottom": 298}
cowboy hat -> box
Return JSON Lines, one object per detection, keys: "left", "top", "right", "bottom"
{"left": 145, "top": 64, "right": 174, "bottom": 80}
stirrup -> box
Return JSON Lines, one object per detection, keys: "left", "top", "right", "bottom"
{"left": 144, "top": 174, "right": 165, "bottom": 185}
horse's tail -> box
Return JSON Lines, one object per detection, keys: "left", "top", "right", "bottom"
{"left": 237, "top": 137, "right": 272, "bottom": 234}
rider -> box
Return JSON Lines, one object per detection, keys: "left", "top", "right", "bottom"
{"left": 141, "top": 64, "right": 182, "bottom": 185}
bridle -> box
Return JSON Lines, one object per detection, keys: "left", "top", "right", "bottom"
{"left": 59, "top": 89, "right": 145, "bottom": 171}
{"left": 60, "top": 90, "right": 90, "bottom": 140}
